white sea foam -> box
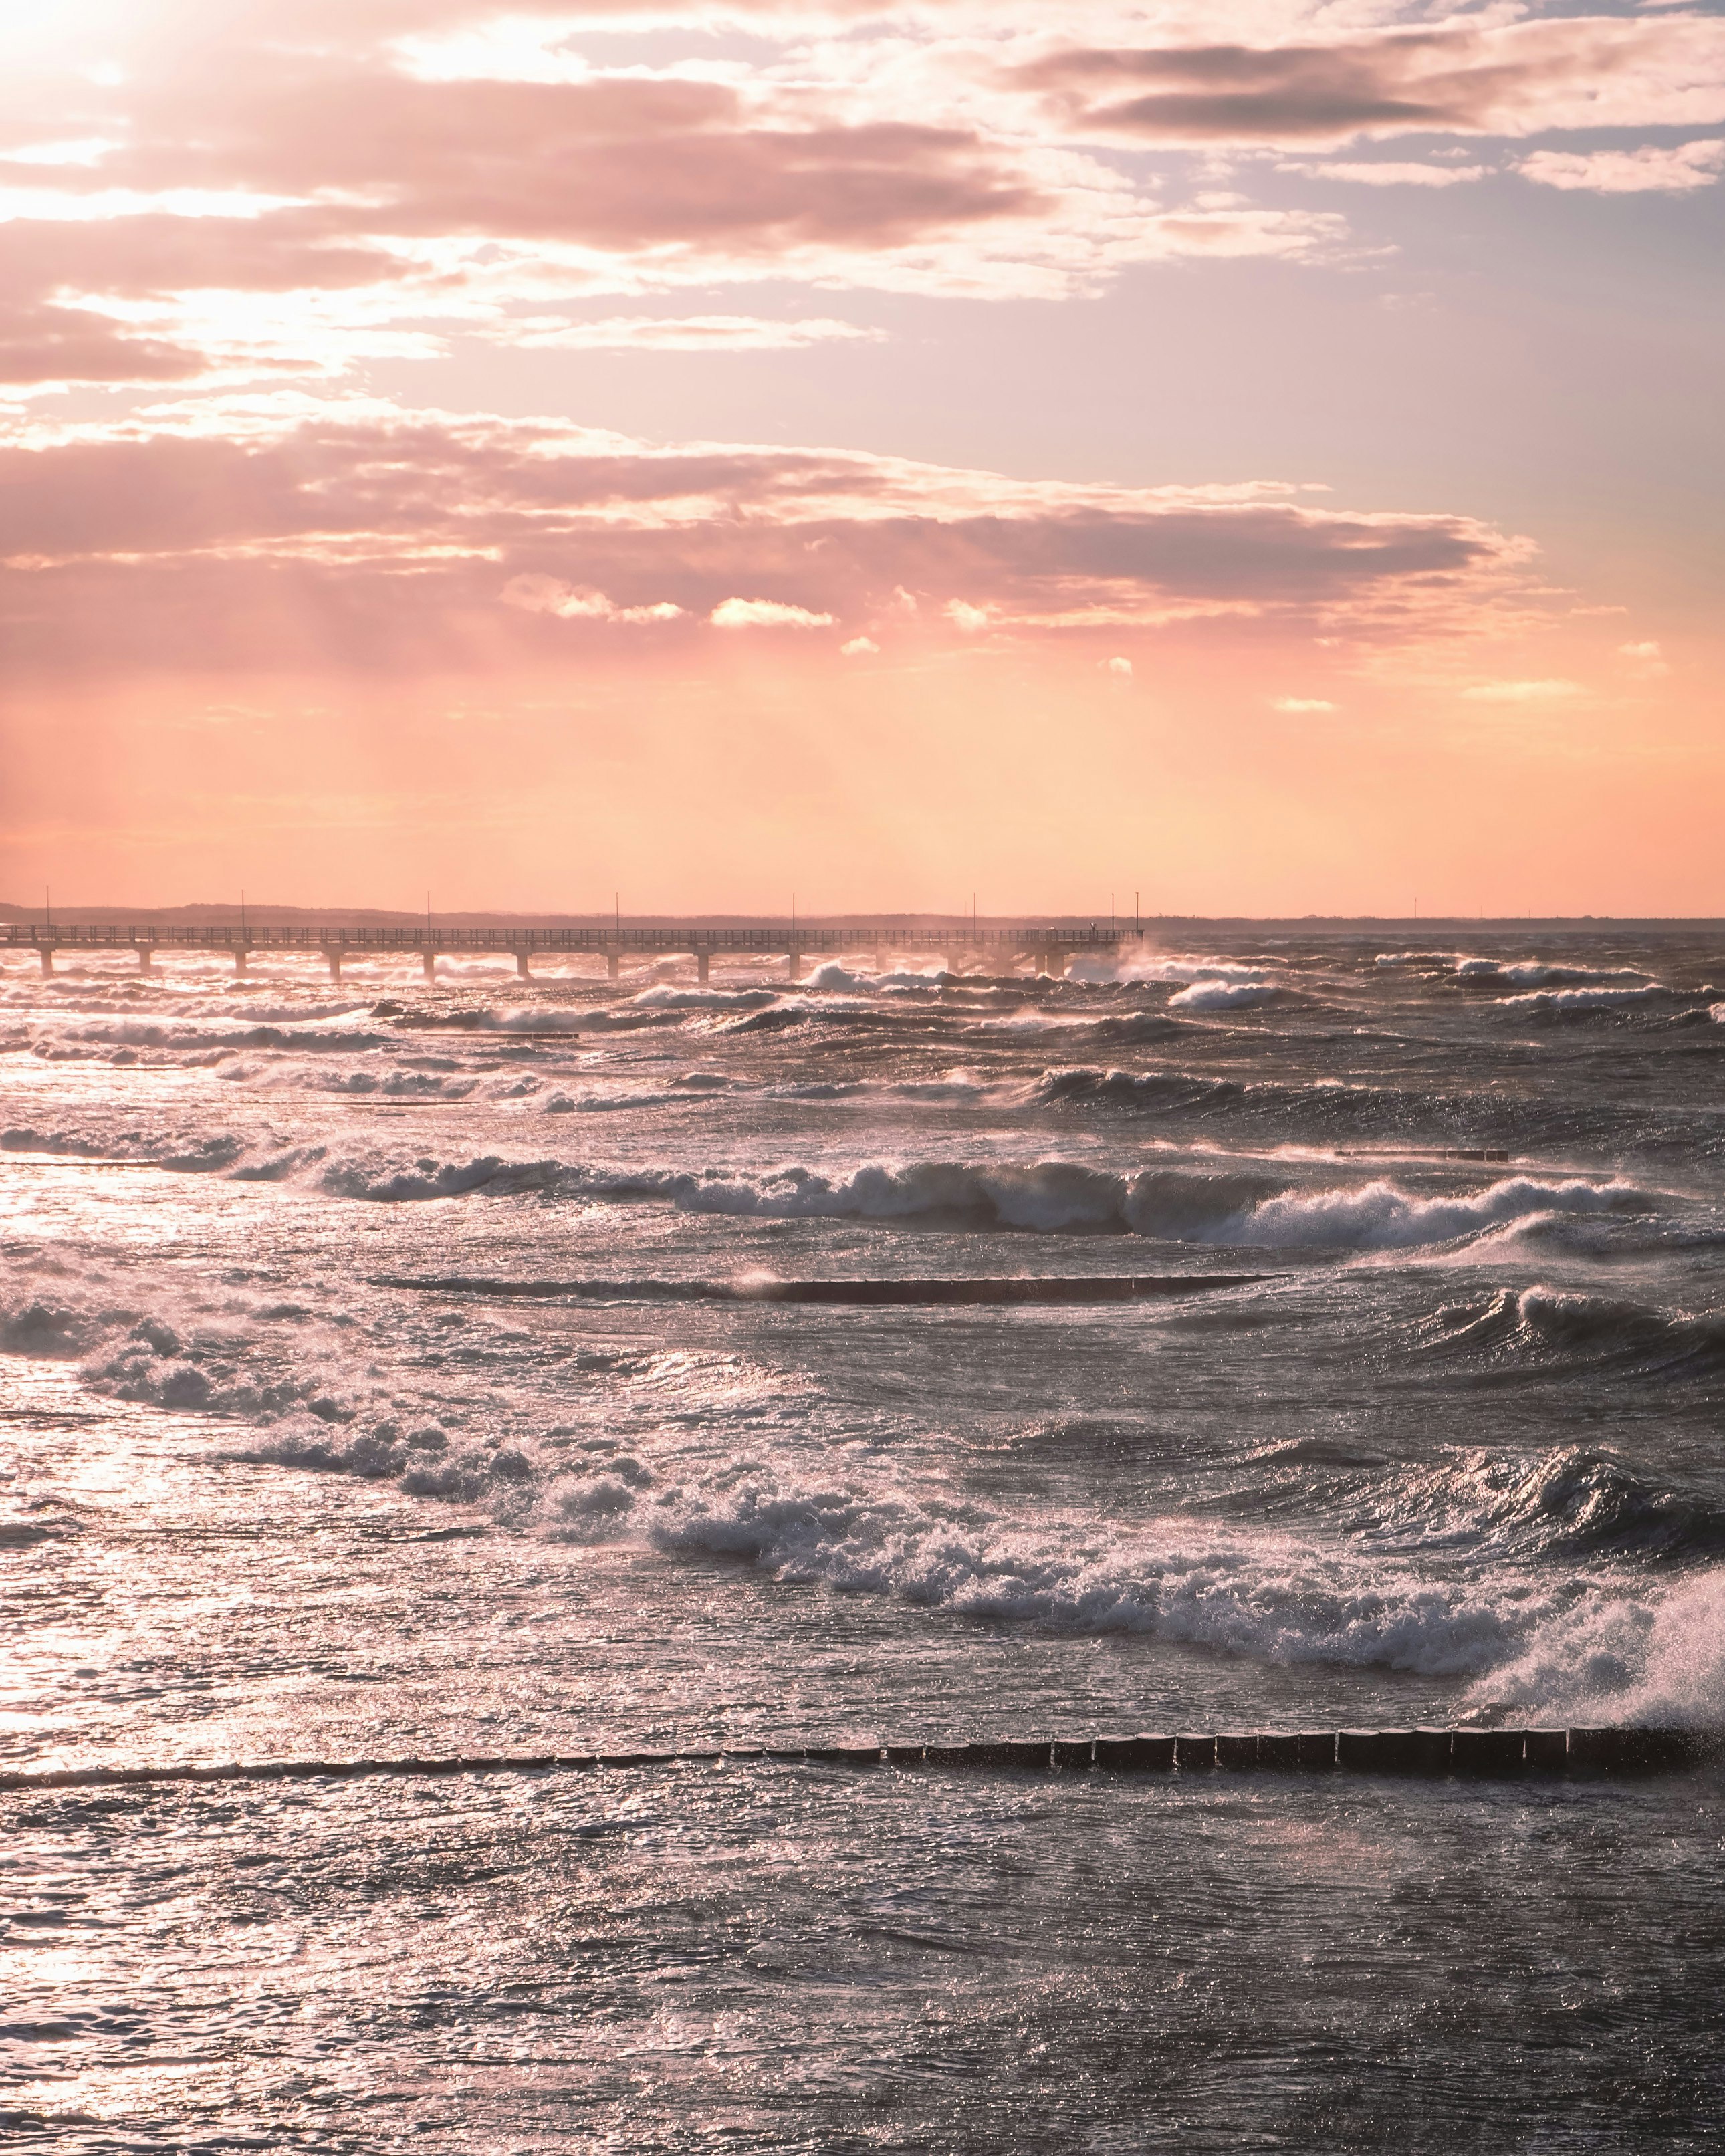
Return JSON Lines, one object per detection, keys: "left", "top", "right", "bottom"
{"left": 5, "top": 1249, "right": 1718, "bottom": 1699}
{"left": 1074, "top": 954, "right": 1272, "bottom": 987}
{"left": 1235, "top": 1175, "right": 1634, "bottom": 1249}
{"left": 802, "top": 961, "right": 872, "bottom": 991}
{"left": 645, "top": 1467, "right": 1559, "bottom": 1674}
{"left": 971, "top": 1009, "right": 1094, "bottom": 1036}
{"left": 631, "top": 985, "right": 777, "bottom": 1010}
{"left": 448, "top": 1005, "right": 657, "bottom": 1034}
{"left": 542, "top": 1084, "right": 714, "bottom": 1112}
{"left": 1466, "top": 1567, "right": 1725, "bottom": 1727}
{"left": 1169, "top": 979, "right": 1278, "bottom": 1011}
{"left": 482, "top": 1158, "right": 1635, "bottom": 1248}
{"left": 214, "top": 1059, "right": 479, "bottom": 1098}
{"left": 1501, "top": 985, "right": 1670, "bottom": 1013}
{"left": 1454, "top": 956, "right": 1652, "bottom": 988}
{"left": 49, "top": 1017, "right": 390, "bottom": 1052}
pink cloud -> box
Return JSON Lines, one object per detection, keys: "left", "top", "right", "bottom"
{"left": 0, "top": 10, "right": 1374, "bottom": 388}
{"left": 0, "top": 300, "right": 203, "bottom": 388}
{"left": 501, "top": 574, "right": 683, "bottom": 624}
{"left": 88, "top": 70, "right": 1048, "bottom": 253}
{"left": 0, "top": 402, "right": 1538, "bottom": 677}
{"left": 0, "top": 213, "right": 404, "bottom": 386}
{"left": 711, "top": 598, "right": 838, "bottom": 628}
{"left": 1296, "top": 161, "right": 1489, "bottom": 187}
{"left": 1012, "top": 19, "right": 1725, "bottom": 147}
{"left": 1518, "top": 140, "right": 1725, "bottom": 193}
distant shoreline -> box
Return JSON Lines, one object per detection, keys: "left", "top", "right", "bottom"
{"left": 2, "top": 905, "right": 1720, "bottom": 935}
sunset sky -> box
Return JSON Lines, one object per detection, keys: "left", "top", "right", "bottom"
{"left": 0, "top": 0, "right": 1720, "bottom": 915}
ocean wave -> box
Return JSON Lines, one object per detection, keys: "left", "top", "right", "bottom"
{"left": 1456, "top": 957, "right": 1650, "bottom": 987}
{"left": 1407, "top": 1286, "right": 1725, "bottom": 1381}
{"left": 1020, "top": 1058, "right": 1724, "bottom": 1162}
{"left": 214, "top": 1059, "right": 479, "bottom": 1098}
{"left": 964, "top": 1009, "right": 1189, "bottom": 1050}
{"left": 706, "top": 995, "right": 872, "bottom": 1034}
{"left": 1, "top": 1126, "right": 122, "bottom": 1159}
{"left": 1028, "top": 1066, "right": 1244, "bottom": 1114}
{"left": 1078, "top": 955, "right": 1271, "bottom": 987}
{"left": 392, "top": 1005, "right": 666, "bottom": 1035}
{"left": 3, "top": 1124, "right": 245, "bottom": 1172}
{"left": 542, "top": 1084, "right": 717, "bottom": 1112}
{"left": 1230, "top": 1175, "right": 1637, "bottom": 1249}
{"left": 1466, "top": 1566, "right": 1725, "bottom": 1727}
{"left": 7, "top": 1256, "right": 1722, "bottom": 1700}
{"left": 47, "top": 1018, "right": 392, "bottom": 1052}
{"left": 1169, "top": 979, "right": 1278, "bottom": 1012}
{"left": 285, "top": 1149, "right": 1643, "bottom": 1249}
{"left": 645, "top": 1468, "right": 1555, "bottom": 1675}
{"left": 1355, "top": 1442, "right": 1725, "bottom": 1566}
{"left": 631, "top": 985, "right": 778, "bottom": 1011}
{"left": 316, "top": 1153, "right": 568, "bottom": 1201}
{"left": 1500, "top": 984, "right": 1674, "bottom": 1014}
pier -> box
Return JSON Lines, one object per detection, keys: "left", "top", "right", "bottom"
{"left": 0, "top": 921, "right": 1127, "bottom": 983}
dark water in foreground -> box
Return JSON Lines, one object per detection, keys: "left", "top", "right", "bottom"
{"left": 3, "top": 931, "right": 1723, "bottom": 2147}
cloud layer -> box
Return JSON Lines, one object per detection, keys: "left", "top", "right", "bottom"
{"left": 0, "top": 398, "right": 1536, "bottom": 675}
{"left": 1, "top": 3, "right": 1720, "bottom": 388}
{"left": 1013, "top": 17, "right": 1725, "bottom": 146}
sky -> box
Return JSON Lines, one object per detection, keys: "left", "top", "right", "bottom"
{"left": 0, "top": 0, "right": 1720, "bottom": 916}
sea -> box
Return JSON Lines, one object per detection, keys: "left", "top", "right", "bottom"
{"left": 3, "top": 927, "right": 1724, "bottom": 2151}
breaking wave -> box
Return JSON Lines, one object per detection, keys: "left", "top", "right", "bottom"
{"left": 1502, "top": 984, "right": 1674, "bottom": 1014}
{"left": 1407, "top": 1286, "right": 1725, "bottom": 1381}
{"left": 48, "top": 1017, "right": 390, "bottom": 1052}
{"left": 631, "top": 985, "right": 777, "bottom": 1011}
{"left": 262, "top": 1149, "right": 1645, "bottom": 1249}
{"left": 1169, "top": 979, "right": 1278, "bottom": 1012}
{"left": 1357, "top": 1443, "right": 1725, "bottom": 1564}
{"left": 1456, "top": 957, "right": 1650, "bottom": 987}
{"left": 1467, "top": 1568, "right": 1725, "bottom": 1727}
{"left": 646, "top": 1471, "right": 1553, "bottom": 1675}
{"left": 3, "top": 1256, "right": 1721, "bottom": 1709}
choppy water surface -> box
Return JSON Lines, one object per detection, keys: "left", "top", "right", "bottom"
{"left": 4, "top": 931, "right": 1724, "bottom": 2148}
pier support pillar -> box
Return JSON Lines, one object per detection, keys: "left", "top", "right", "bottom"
{"left": 515, "top": 951, "right": 532, "bottom": 981}
{"left": 38, "top": 946, "right": 53, "bottom": 977}
{"left": 233, "top": 949, "right": 248, "bottom": 979}
{"left": 422, "top": 951, "right": 437, "bottom": 984}
{"left": 695, "top": 951, "right": 710, "bottom": 985}
{"left": 326, "top": 951, "right": 342, "bottom": 985}
{"left": 136, "top": 947, "right": 154, "bottom": 973}
{"left": 606, "top": 951, "right": 620, "bottom": 983}
{"left": 787, "top": 947, "right": 803, "bottom": 982}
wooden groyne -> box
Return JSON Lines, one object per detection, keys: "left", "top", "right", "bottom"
{"left": 3, "top": 1729, "right": 1714, "bottom": 1795}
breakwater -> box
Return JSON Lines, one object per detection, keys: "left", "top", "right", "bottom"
{"left": 4, "top": 1728, "right": 1715, "bottom": 1794}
